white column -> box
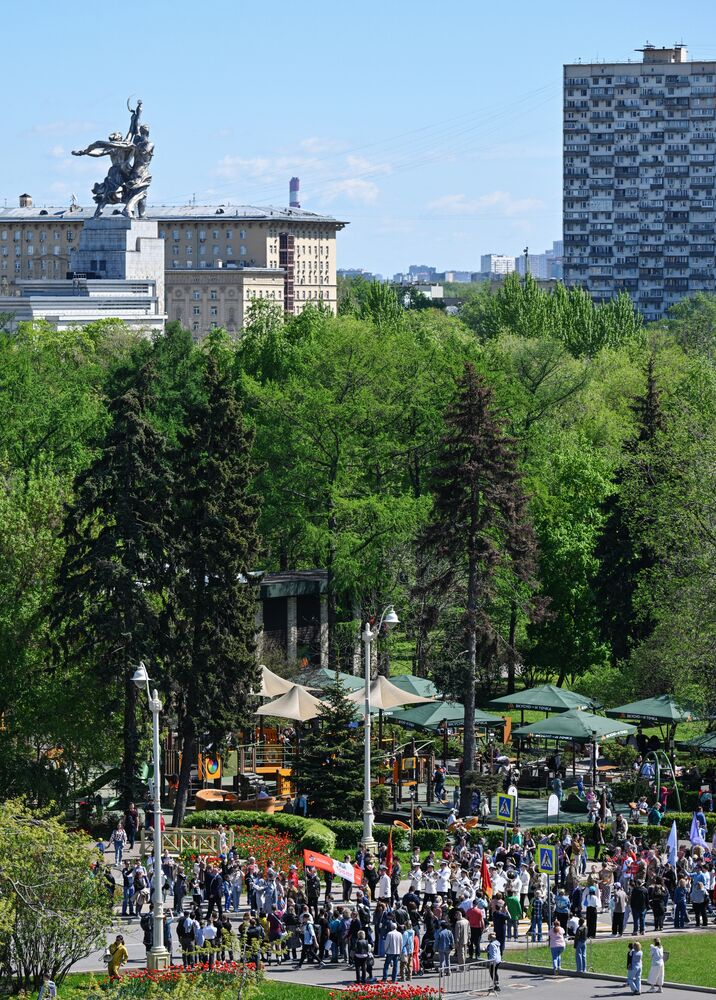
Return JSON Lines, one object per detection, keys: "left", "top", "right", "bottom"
{"left": 286, "top": 596, "right": 298, "bottom": 662}
{"left": 148, "top": 690, "right": 169, "bottom": 971}
{"left": 360, "top": 623, "right": 376, "bottom": 854}
{"left": 319, "top": 595, "right": 329, "bottom": 668}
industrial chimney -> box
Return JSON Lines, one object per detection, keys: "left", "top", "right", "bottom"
{"left": 19, "top": 193, "right": 33, "bottom": 208}
{"left": 289, "top": 177, "right": 300, "bottom": 209}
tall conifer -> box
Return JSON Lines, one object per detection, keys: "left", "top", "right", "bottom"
{"left": 53, "top": 366, "right": 171, "bottom": 804}
{"left": 166, "top": 352, "right": 261, "bottom": 826}
{"left": 417, "top": 362, "right": 537, "bottom": 814}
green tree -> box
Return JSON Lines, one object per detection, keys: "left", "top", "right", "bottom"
{"left": 166, "top": 352, "right": 261, "bottom": 826}
{"left": 290, "top": 683, "right": 365, "bottom": 818}
{"left": 0, "top": 800, "right": 112, "bottom": 990}
{"left": 593, "top": 356, "right": 666, "bottom": 664}
{"left": 416, "top": 362, "right": 538, "bottom": 814}
{"left": 52, "top": 365, "right": 171, "bottom": 805}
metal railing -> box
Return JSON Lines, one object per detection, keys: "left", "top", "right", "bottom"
{"left": 140, "top": 826, "right": 234, "bottom": 858}
{"left": 438, "top": 960, "right": 494, "bottom": 995}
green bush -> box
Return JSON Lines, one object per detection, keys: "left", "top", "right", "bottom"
{"left": 185, "top": 809, "right": 336, "bottom": 855}
{"left": 413, "top": 828, "right": 451, "bottom": 850}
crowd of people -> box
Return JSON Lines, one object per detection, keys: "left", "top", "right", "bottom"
{"left": 98, "top": 807, "right": 716, "bottom": 991}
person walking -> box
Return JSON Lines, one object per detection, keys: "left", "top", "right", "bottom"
{"left": 354, "top": 931, "right": 371, "bottom": 983}
{"left": 454, "top": 910, "right": 470, "bottom": 966}
{"left": 628, "top": 941, "right": 643, "bottom": 995}
{"left": 400, "top": 923, "right": 416, "bottom": 981}
{"left": 612, "top": 883, "right": 628, "bottom": 937}
{"left": 630, "top": 881, "right": 648, "bottom": 936}
{"left": 647, "top": 937, "right": 665, "bottom": 993}
{"left": 107, "top": 934, "right": 128, "bottom": 982}
{"left": 466, "top": 898, "right": 485, "bottom": 958}
{"left": 574, "top": 917, "right": 587, "bottom": 973}
{"left": 110, "top": 822, "right": 127, "bottom": 866}
{"left": 382, "top": 922, "right": 403, "bottom": 982}
{"left": 584, "top": 884, "right": 599, "bottom": 938}
{"left": 673, "top": 878, "right": 689, "bottom": 929}
{"left": 435, "top": 920, "right": 455, "bottom": 976}
{"left": 487, "top": 932, "right": 502, "bottom": 993}
{"left": 548, "top": 920, "right": 565, "bottom": 973}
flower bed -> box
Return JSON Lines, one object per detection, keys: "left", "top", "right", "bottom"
{"left": 99, "top": 961, "right": 259, "bottom": 999}
{"left": 179, "top": 825, "right": 300, "bottom": 873}
{"left": 329, "top": 985, "right": 440, "bottom": 1000}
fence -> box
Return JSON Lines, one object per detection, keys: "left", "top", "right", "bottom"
{"left": 140, "top": 826, "right": 234, "bottom": 857}
{"left": 438, "top": 960, "right": 494, "bottom": 995}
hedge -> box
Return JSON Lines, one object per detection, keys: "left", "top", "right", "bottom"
{"left": 185, "top": 809, "right": 336, "bottom": 855}
{"left": 611, "top": 781, "right": 704, "bottom": 813}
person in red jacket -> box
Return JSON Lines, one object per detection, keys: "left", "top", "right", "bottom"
{"left": 465, "top": 898, "right": 485, "bottom": 959}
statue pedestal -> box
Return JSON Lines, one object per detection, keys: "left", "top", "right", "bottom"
{"left": 70, "top": 215, "right": 164, "bottom": 315}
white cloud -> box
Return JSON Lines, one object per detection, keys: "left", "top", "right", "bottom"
{"left": 427, "top": 191, "right": 543, "bottom": 217}
{"left": 49, "top": 145, "right": 66, "bottom": 159}
{"left": 27, "top": 120, "right": 97, "bottom": 137}
{"left": 300, "top": 136, "right": 348, "bottom": 154}
{"left": 323, "top": 178, "right": 379, "bottom": 204}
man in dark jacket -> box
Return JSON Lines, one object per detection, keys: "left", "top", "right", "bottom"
{"left": 205, "top": 866, "right": 224, "bottom": 919}
{"left": 629, "top": 880, "right": 648, "bottom": 936}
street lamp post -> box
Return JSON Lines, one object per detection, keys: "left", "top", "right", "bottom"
{"left": 360, "top": 605, "right": 399, "bottom": 854}
{"left": 132, "top": 662, "right": 170, "bottom": 972}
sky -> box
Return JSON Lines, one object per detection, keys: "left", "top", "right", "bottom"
{"left": 3, "top": 0, "right": 716, "bottom": 275}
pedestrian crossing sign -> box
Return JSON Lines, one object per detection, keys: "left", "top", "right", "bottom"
{"left": 496, "top": 793, "right": 515, "bottom": 823}
{"left": 537, "top": 845, "right": 557, "bottom": 875}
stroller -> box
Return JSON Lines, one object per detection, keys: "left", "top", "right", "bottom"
{"left": 420, "top": 935, "right": 435, "bottom": 973}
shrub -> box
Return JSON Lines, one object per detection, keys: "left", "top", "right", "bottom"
{"left": 329, "top": 983, "right": 440, "bottom": 1000}
{"left": 185, "top": 809, "right": 336, "bottom": 855}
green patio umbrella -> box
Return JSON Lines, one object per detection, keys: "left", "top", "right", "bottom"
{"left": 513, "top": 708, "right": 637, "bottom": 788}
{"left": 490, "top": 684, "right": 598, "bottom": 714}
{"left": 605, "top": 694, "right": 698, "bottom": 724}
{"left": 390, "top": 674, "right": 439, "bottom": 699}
{"left": 386, "top": 700, "right": 503, "bottom": 731}
{"left": 684, "top": 732, "right": 716, "bottom": 755}
{"left": 301, "top": 667, "right": 364, "bottom": 692}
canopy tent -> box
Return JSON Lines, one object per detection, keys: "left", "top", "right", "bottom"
{"left": 258, "top": 665, "right": 294, "bottom": 698}
{"left": 606, "top": 694, "right": 698, "bottom": 725}
{"left": 301, "top": 667, "right": 364, "bottom": 692}
{"left": 347, "top": 675, "right": 434, "bottom": 711}
{"left": 684, "top": 732, "right": 716, "bottom": 756}
{"left": 513, "top": 708, "right": 637, "bottom": 788}
{"left": 490, "top": 684, "right": 598, "bottom": 714}
{"left": 389, "top": 674, "right": 439, "bottom": 699}
{"left": 256, "top": 684, "right": 326, "bottom": 722}
{"left": 386, "top": 700, "right": 503, "bottom": 732}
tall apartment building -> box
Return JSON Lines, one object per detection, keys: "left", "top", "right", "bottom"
{"left": 0, "top": 201, "right": 345, "bottom": 334}
{"left": 563, "top": 43, "right": 716, "bottom": 320}
{"left": 480, "top": 253, "right": 516, "bottom": 275}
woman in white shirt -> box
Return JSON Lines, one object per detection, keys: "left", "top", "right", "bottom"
{"left": 647, "top": 937, "right": 664, "bottom": 993}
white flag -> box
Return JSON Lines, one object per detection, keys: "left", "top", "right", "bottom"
{"left": 667, "top": 820, "right": 678, "bottom": 866}
{"left": 690, "top": 813, "right": 708, "bottom": 850}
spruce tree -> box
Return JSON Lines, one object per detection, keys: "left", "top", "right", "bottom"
{"left": 593, "top": 356, "right": 666, "bottom": 663}
{"left": 166, "top": 352, "right": 261, "bottom": 826}
{"left": 290, "top": 682, "right": 365, "bottom": 819}
{"left": 52, "top": 365, "right": 171, "bottom": 805}
{"left": 416, "top": 362, "right": 538, "bottom": 815}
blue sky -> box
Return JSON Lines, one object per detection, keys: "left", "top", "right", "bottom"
{"left": 3, "top": 0, "right": 715, "bottom": 275}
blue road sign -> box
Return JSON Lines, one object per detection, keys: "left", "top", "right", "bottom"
{"left": 496, "top": 793, "right": 515, "bottom": 824}
{"left": 537, "top": 844, "right": 557, "bottom": 875}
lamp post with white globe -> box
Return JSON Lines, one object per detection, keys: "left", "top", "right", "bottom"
{"left": 360, "top": 605, "right": 399, "bottom": 854}
{"left": 131, "top": 661, "right": 170, "bottom": 971}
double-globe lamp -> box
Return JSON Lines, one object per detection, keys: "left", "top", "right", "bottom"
{"left": 131, "top": 661, "right": 170, "bottom": 971}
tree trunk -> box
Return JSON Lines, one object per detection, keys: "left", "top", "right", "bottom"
{"left": 172, "top": 713, "right": 195, "bottom": 827}
{"left": 460, "top": 488, "right": 479, "bottom": 818}
{"left": 326, "top": 505, "right": 337, "bottom": 667}
{"left": 121, "top": 673, "right": 138, "bottom": 809}
{"left": 506, "top": 601, "right": 518, "bottom": 694}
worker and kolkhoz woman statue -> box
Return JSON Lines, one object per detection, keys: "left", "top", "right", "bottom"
{"left": 72, "top": 98, "right": 154, "bottom": 219}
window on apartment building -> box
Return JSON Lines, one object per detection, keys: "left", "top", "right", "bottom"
{"left": 173, "top": 230, "right": 180, "bottom": 240}
{"left": 26, "top": 231, "right": 33, "bottom": 241}
{"left": 53, "top": 246, "right": 60, "bottom": 255}
{"left": 213, "top": 230, "right": 219, "bottom": 239}
{"left": 0, "top": 231, "right": 6, "bottom": 241}
{"left": 14, "top": 230, "right": 21, "bottom": 241}
{"left": 210, "top": 306, "right": 218, "bottom": 317}
{"left": 1, "top": 261, "right": 7, "bottom": 271}
{"left": 67, "top": 232, "right": 74, "bottom": 241}
{"left": 193, "top": 306, "right": 200, "bottom": 316}
{"left": 199, "top": 246, "right": 206, "bottom": 256}
{"left": 211, "top": 322, "right": 217, "bottom": 329}
{"left": 186, "top": 261, "right": 193, "bottom": 268}
{"left": 15, "top": 262, "right": 20, "bottom": 272}
{"left": 27, "top": 246, "right": 33, "bottom": 255}
{"left": 212, "top": 245, "right": 219, "bottom": 256}
{"left": 193, "top": 290, "right": 201, "bottom": 300}
{"left": 239, "top": 230, "right": 246, "bottom": 239}
{"left": 185, "top": 230, "right": 192, "bottom": 239}
{"left": 240, "top": 245, "right": 246, "bottom": 255}
{"left": 172, "top": 260, "right": 179, "bottom": 268}
{"left": 15, "top": 247, "right": 20, "bottom": 257}
{"left": 226, "top": 246, "right": 233, "bottom": 256}
{"left": 226, "top": 230, "right": 232, "bottom": 239}
{"left": 193, "top": 322, "right": 199, "bottom": 332}
{"left": 199, "top": 230, "right": 206, "bottom": 241}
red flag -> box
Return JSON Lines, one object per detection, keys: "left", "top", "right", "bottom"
{"left": 385, "top": 828, "right": 394, "bottom": 874}
{"left": 481, "top": 853, "right": 492, "bottom": 899}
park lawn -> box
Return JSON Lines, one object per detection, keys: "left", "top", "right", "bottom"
{"left": 511, "top": 932, "right": 716, "bottom": 987}
{"left": 56, "top": 972, "right": 327, "bottom": 999}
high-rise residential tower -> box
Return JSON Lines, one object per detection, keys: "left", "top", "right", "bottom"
{"left": 563, "top": 43, "right": 716, "bottom": 320}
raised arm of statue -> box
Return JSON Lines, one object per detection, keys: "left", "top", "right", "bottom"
{"left": 126, "top": 98, "right": 143, "bottom": 140}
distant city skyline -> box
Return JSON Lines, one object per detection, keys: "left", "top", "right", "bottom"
{"left": 1, "top": 1, "right": 713, "bottom": 275}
